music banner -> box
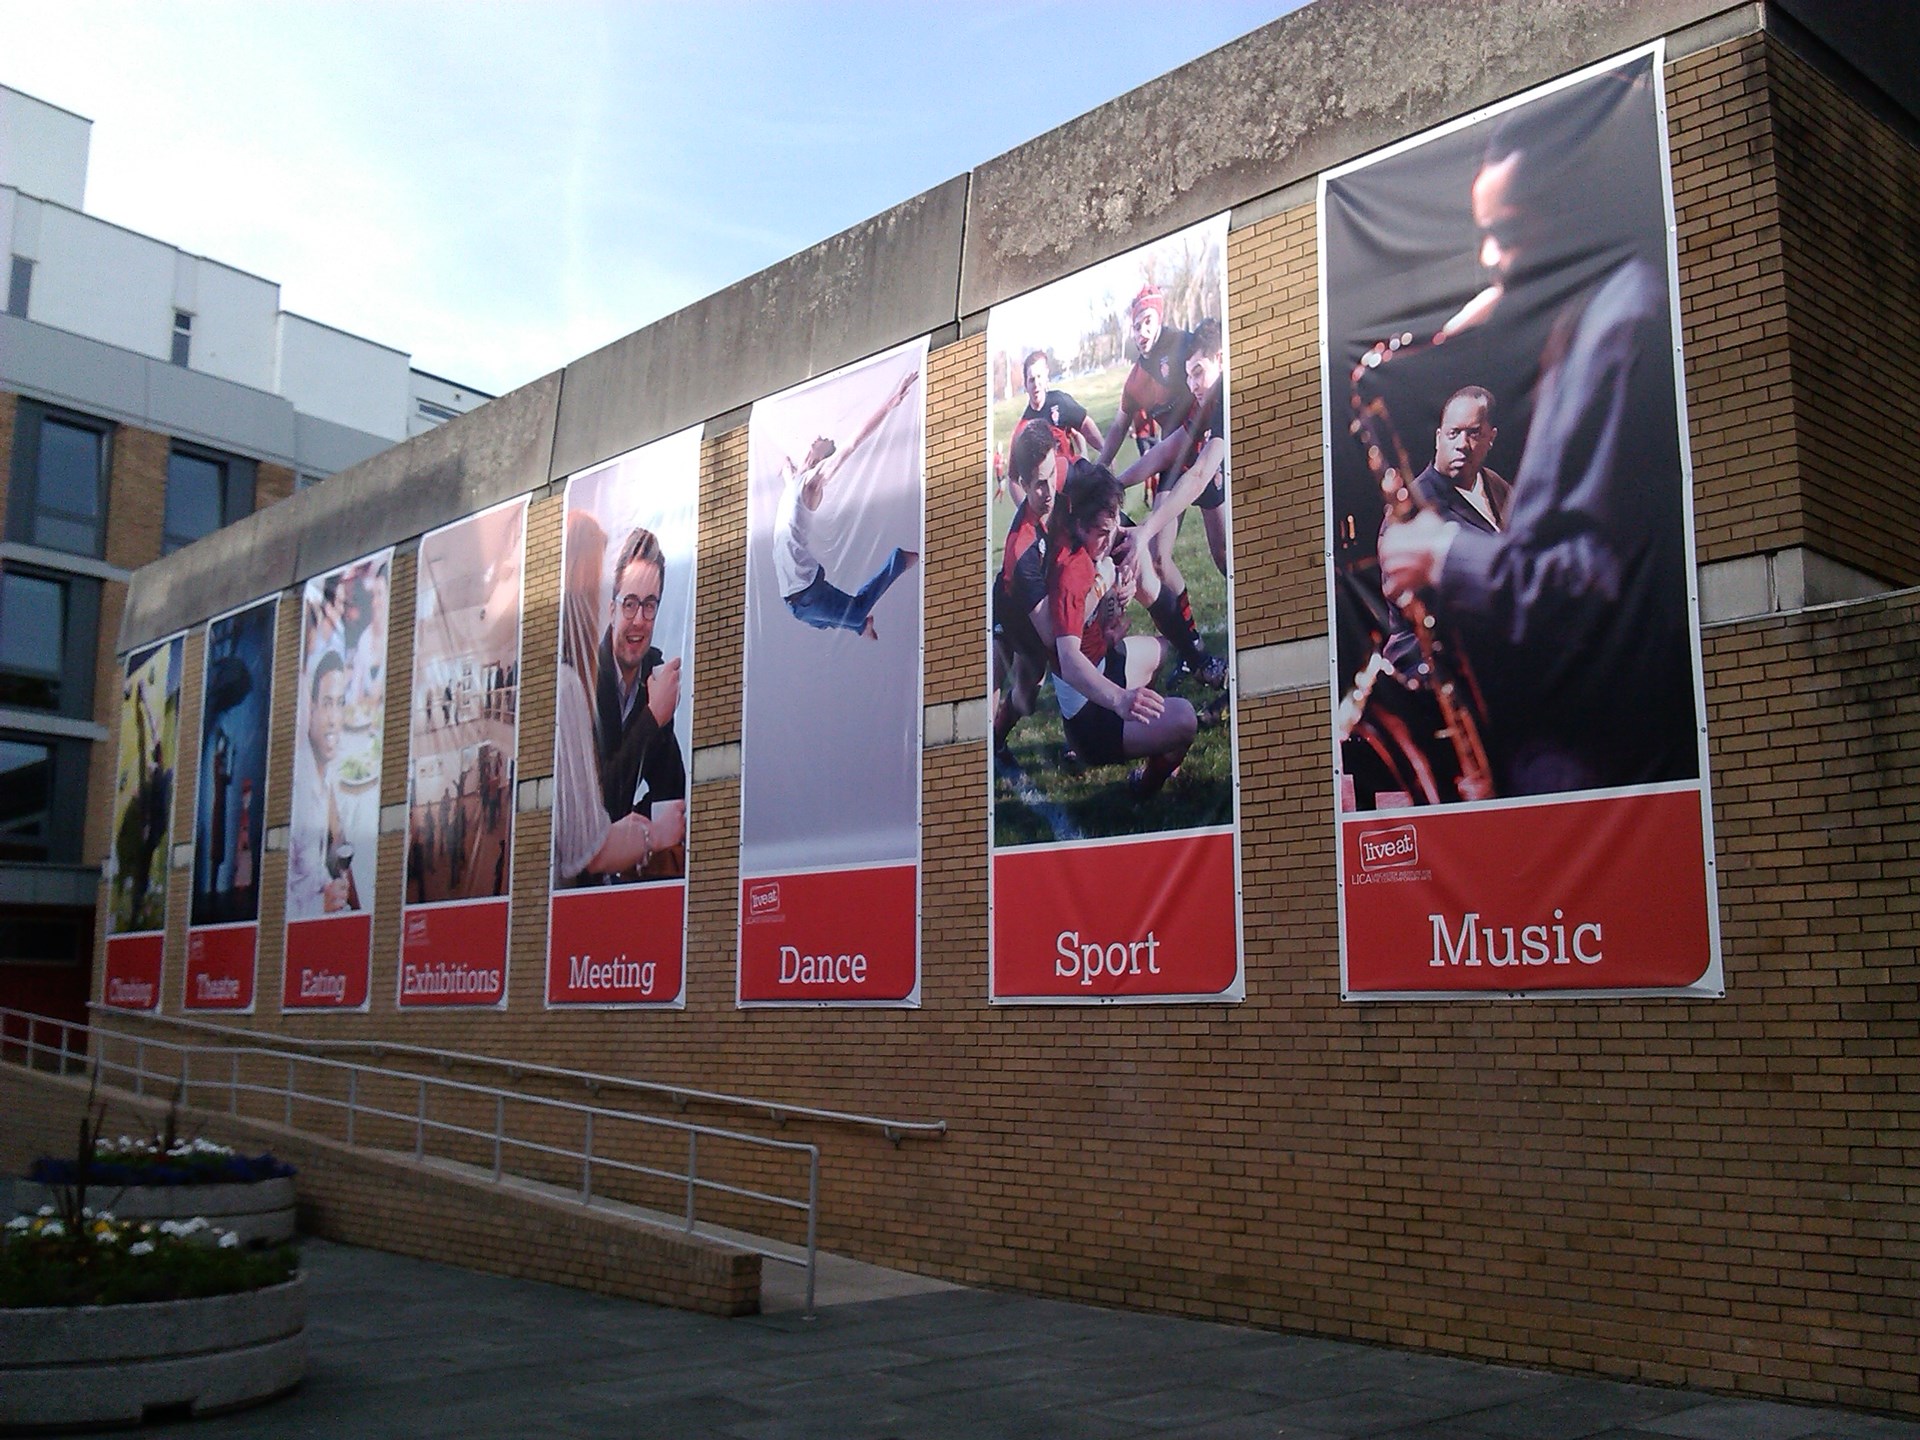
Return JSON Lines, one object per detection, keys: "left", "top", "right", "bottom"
{"left": 739, "top": 340, "right": 926, "bottom": 1006}
{"left": 985, "top": 215, "right": 1243, "bottom": 1004}
{"left": 398, "top": 498, "right": 527, "bottom": 1008}
{"left": 548, "top": 428, "right": 700, "bottom": 1008}
{"left": 1320, "top": 45, "right": 1721, "bottom": 998}
{"left": 282, "top": 549, "right": 391, "bottom": 1012}
{"left": 102, "top": 633, "right": 185, "bottom": 1013}
{"left": 185, "top": 598, "right": 277, "bottom": 1012}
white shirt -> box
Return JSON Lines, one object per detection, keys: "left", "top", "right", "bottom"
{"left": 771, "top": 459, "right": 825, "bottom": 598}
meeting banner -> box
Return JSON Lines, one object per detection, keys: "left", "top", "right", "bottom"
{"left": 101, "top": 633, "right": 185, "bottom": 1012}
{"left": 282, "top": 548, "right": 391, "bottom": 1011}
{"left": 738, "top": 340, "right": 926, "bottom": 1006}
{"left": 548, "top": 428, "right": 700, "bottom": 1008}
{"left": 986, "top": 215, "right": 1243, "bottom": 1003}
{"left": 1320, "top": 45, "right": 1721, "bottom": 999}
{"left": 185, "top": 598, "right": 277, "bottom": 1012}
{"left": 399, "top": 498, "right": 527, "bottom": 1009}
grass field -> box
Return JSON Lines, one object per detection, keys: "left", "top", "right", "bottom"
{"left": 988, "top": 362, "right": 1234, "bottom": 847}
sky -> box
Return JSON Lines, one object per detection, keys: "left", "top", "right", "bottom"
{"left": 1, "top": 1, "right": 1301, "bottom": 397}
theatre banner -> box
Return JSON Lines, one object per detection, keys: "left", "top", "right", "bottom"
{"left": 282, "top": 548, "right": 391, "bottom": 1011}
{"left": 986, "top": 215, "right": 1243, "bottom": 1003}
{"left": 548, "top": 428, "right": 700, "bottom": 1008}
{"left": 185, "top": 598, "right": 277, "bottom": 1012}
{"left": 1320, "top": 45, "right": 1721, "bottom": 999}
{"left": 101, "top": 633, "right": 185, "bottom": 1012}
{"left": 739, "top": 340, "right": 926, "bottom": 1005}
{"left": 399, "top": 498, "right": 527, "bottom": 1008}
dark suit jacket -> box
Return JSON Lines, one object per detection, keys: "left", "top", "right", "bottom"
{"left": 1380, "top": 465, "right": 1511, "bottom": 674}
{"left": 594, "top": 630, "right": 687, "bottom": 825}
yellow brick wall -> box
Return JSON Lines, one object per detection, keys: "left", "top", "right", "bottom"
{"left": 80, "top": 37, "right": 1920, "bottom": 1414}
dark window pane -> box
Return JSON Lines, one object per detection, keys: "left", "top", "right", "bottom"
{"left": 6, "top": 256, "right": 30, "bottom": 318}
{"left": 170, "top": 329, "right": 191, "bottom": 366}
{"left": 36, "top": 418, "right": 104, "bottom": 525}
{"left": 164, "top": 451, "right": 225, "bottom": 552}
{"left": 0, "top": 574, "right": 64, "bottom": 675}
{"left": 0, "top": 740, "right": 52, "bottom": 862}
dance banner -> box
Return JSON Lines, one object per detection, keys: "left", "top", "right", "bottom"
{"left": 399, "top": 498, "right": 527, "bottom": 1009}
{"left": 1321, "top": 45, "right": 1721, "bottom": 998}
{"left": 986, "top": 215, "right": 1243, "bottom": 1003}
{"left": 185, "top": 598, "right": 277, "bottom": 1012}
{"left": 739, "top": 339, "right": 926, "bottom": 1005}
{"left": 101, "top": 633, "right": 185, "bottom": 1012}
{"left": 548, "top": 428, "right": 699, "bottom": 1008}
{"left": 282, "top": 548, "right": 391, "bottom": 1011}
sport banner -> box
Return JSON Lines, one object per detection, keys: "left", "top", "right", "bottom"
{"left": 399, "top": 498, "right": 528, "bottom": 1008}
{"left": 548, "top": 428, "right": 700, "bottom": 1008}
{"left": 739, "top": 340, "right": 926, "bottom": 1006}
{"left": 1320, "top": 45, "right": 1721, "bottom": 999}
{"left": 986, "top": 215, "right": 1243, "bottom": 1003}
{"left": 185, "top": 598, "right": 277, "bottom": 1012}
{"left": 282, "top": 549, "right": 391, "bottom": 1011}
{"left": 102, "top": 633, "right": 185, "bottom": 1012}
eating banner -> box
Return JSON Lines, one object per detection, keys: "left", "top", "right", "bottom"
{"left": 985, "top": 215, "right": 1243, "bottom": 1004}
{"left": 399, "top": 499, "right": 528, "bottom": 1009}
{"left": 1320, "top": 46, "right": 1720, "bottom": 999}
{"left": 282, "top": 549, "right": 391, "bottom": 1011}
{"left": 184, "top": 598, "right": 277, "bottom": 1012}
{"left": 548, "top": 428, "right": 700, "bottom": 1008}
{"left": 738, "top": 340, "right": 926, "bottom": 1005}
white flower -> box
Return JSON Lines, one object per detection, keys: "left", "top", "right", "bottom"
{"left": 41, "top": 1220, "right": 65, "bottom": 1237}
{"left": 217, "top": 1231, "right": 240, "bottom": 1249}
{"left": 127, "top": 1240, "right": 155, "bottom": 1256}
{"left": 5, "top": 1215, "right": 29, "bottom": 1231}
{"left": 35, "top": 1205, "right": 54, "bottom": 1217}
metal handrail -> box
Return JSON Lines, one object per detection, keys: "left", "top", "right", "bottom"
{"left": 86, "top": 1003, "right": 946, "bottom": 1143}
{"left": 2, "top": 1006, "right": 823, "bottom": 1314}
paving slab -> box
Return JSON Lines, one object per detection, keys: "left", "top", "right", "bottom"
{"left": 42, "top": 1237, "right": 1920, "bottom": 1440}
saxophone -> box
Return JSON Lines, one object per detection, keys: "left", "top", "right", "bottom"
{"left": 1346, "top": 320, "right": 1495, "bottom": 803}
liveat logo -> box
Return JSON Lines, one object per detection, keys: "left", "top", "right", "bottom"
{"left": 1358, "top": 823, "right": 1418, "bottom": 871}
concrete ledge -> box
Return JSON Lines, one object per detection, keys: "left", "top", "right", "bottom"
{"left": 0, "top": 1276, "right": 305, "bottom": 1429}
{"left": 12, "top": 1176, "right": 297, "bottom": 1246}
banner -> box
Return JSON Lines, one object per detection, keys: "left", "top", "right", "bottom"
{"left": 739, "top": 340, "right": 926, "bottom": 1005}
{"left": 986, "top": 216, "right": 1243, "bottom": 1003}
{"left": 101, "top": 633, "right": 185, "bottom": 1012}
{"left": 397, "top": 499, "right": 527, "bottom": 1008}
{"left": 282, "top": 549, "right": 391, "bottom": 1011}
{"left": 548, "top": 430, "right": 700, "bottom": 1008}
{"left": 1320, "top": 45, "right": 1721, "bottom": 998}
{"left": 184, "top": 598, "right": 277, "bottom": 1012}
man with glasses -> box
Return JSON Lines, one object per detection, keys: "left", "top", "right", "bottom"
{"left": 595, "top": 527, "right": 686, "bottom": 876}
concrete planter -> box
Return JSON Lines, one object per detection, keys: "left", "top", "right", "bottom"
{"left": 0, "top": 1273, "right": 305, "bottom": 1430}
{"left": 13, "top": 1176, "right": 296, "bottom": 1245}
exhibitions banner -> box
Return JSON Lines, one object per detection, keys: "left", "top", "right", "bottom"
{"left": 1320, "top": 45, "right": 1721, "bottom": 998}
{"left": 986, "top": 215, "right": 1243, "bottom": 1003}
{"left": 399, "top": 498, "right": 528, "bottom": 1008}
{"left": 282, "top": 548, "right": 391, "bottom": 1011}
{"left": 547, "top": 428, "right": 700, "bottom": 1008}
{"left": 739, "top": 340, "right": 926, "bottom": 1005}
{"left": 185, "top": 598, "right": 277, "bottom": 1012}
{"left": 102, "top": 633, "right": 185, "bottom": 1012}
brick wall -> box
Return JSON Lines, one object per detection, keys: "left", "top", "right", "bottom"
{"left": 82, "top": 35, "right": 1920, "bottom": 1415}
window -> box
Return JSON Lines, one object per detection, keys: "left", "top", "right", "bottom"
{"left": 0, "top": 739, "right": 52, "bottom": 862}
{"left": 6, "top": 256, "right": 30, "bottom": 319}
{"left": 6, "top": 402, "right": 111, "bottom": 559}
{"left": 0, "top": 567, "right": 99, "bottom": 718}
{"left": 0, "top": 734, "right": 87, "bottom": 865}
{"left": 162, "top": 444, "right": 255, "bottom": 554}
{"left": 171, "top": 310, "right": 192, "bottom": 367}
